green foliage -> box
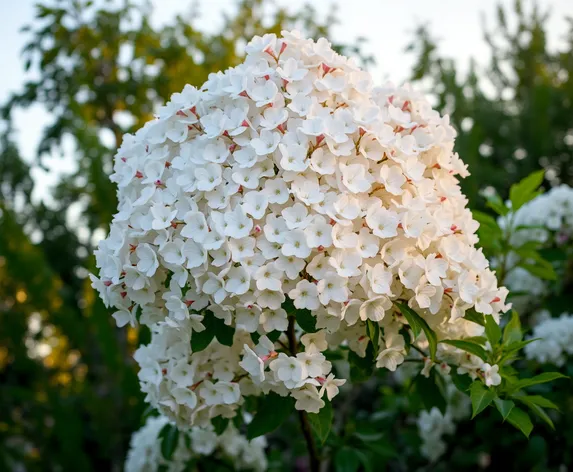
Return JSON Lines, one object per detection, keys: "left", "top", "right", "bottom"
{"left": 395, "top": 302, "right": 437, "bottom": 361}
{"left": 441, "top": 339, "right": 489, "bottom": 362}
{"left": 159, "top": 423, "right": 180, "bottom": 460}
{"left": 307, "top": 400, "right": 333, "bottom": 445}
{"left": 469, "top": 381, "right": 496, "bottom": 418}
{"left": 246, "top": 393, "right": 295, "bottom": 440}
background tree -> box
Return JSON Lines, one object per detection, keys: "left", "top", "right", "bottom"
{"left": 407, "top": 0, "right": 573, "bottom": 209}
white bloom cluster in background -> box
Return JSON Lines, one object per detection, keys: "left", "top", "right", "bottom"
{"left": 417, "top": 383, "right": 470, "bottom": 462}
{"left": 524, "top": 311, "right": 573, "bottom": 367}
{"left": 125, "top": 415, "right": 267, "bottom": 472}
{"left": 501, "top": 185, "right": 573, "bottom": 298}
{"left": 92, "top": 30, "right": 510, "bottom": 424}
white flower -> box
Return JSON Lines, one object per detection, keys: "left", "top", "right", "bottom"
{"left": 368, "top": 264, "right": 393, "bottom": 295}
{"left": 292, "top": 385, "right": 324, "bottom": 413}
{"left": 225, "top": 266, "right": 251, "bottom": 295}
{"left": 282, "top": 230, "right": 312, "bottom": 258}
{"left": 94, "top": 31, "right": 509, "bottom": 428}
{"left": 251, "top": 129, "right": 281, "bottom": 155}
{"left": 319, "top": 374, "right": 346, "bottom": 400}
{"left": 289, "top": 280, "right": 320, "bottom": 310}
{"left": 136, "top": 244, "right": 159, "bottom": 277}
{"left": 269, "top": 353, "right": 308, "bottom": 389}
{"left": 261, "top": 308, "right": 288, "bottom": 332}
{"left": 255, "top": 263, "right": 284, "bottom": 292}
{"left": 366, "top": 206, "right": 399, "bottom": 239}
{"left": 482, "top": 363, "right": 502, "bottom": 387}
{"left": 240, "top": 344, "right": 265, "bottom": 381}
{"left": 317, "top": 273, "right": 348, "bottom": 304}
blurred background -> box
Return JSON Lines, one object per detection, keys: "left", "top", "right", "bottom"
{"left": 1, "top": 0, "right": 573, "bottom": 470}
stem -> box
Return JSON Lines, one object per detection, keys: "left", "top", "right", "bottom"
{"left": 287, "top": 315, "right": 321, "bottom": 472}
{"left": 298, "top": 409, "right": 320, "bottom": 472}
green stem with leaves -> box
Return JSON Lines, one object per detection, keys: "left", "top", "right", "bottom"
{"left": 287, "top": 315, "right": 320, "bottom": 472}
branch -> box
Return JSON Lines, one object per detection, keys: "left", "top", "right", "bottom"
{"left": 287, "top": 315, "right": 321, "bottom": 472}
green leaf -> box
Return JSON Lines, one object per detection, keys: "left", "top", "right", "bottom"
{"left": 503, "top": 311, "right": 522, "bottom": 345}
{"left": 525, "top": 403, "right": 555, "bottom": 430}
{"left": 191, "top": 312, "right": 216, "bottom": 352}
{"left": 509, "top": 169, "right": 544, "bottom": 212}
{"left": 348, "top": 344, "right": 374, "bottom": 383}
{"left": 211, "top": 416, "right": 230, "bottom": 435}
{"left": 440, "top": 339, "right": 488, "bottom": 362}
{"left": 335, "top": 447, "right": 362, "bottom": 472}
{"left": 506, "top": 406, "right": 534, "bottom": 437}
{"left": 353, "top": 449, "right": 373, "bottom": 472}
{"left": 282, "top": 298, "right": 317, "bottom": 333}
{"left": 366, "top": 320, "right": 380, "bottom": 353}
{"left": 296, "top": 309, "right": 318, "bottom": 333}
{"left": 484, "top": 315, "right": 502, "bottom": 346}
{"left": 470, "top": 381, "right": 495, "bottom": 418}
{"left": 501, "top": 338, "right": 540, "bottom": 360}
{"left": 246, "top": 393, "right": 295, "bottom": 439}
{"left": 158, "top": 423, "right": 179, "bottom": 460}
{"left": 450, "top": 369, "right": 473, "bottom": 393}
{"left": 513, "top": 394, "right": 559, "bottom": 429}
{"left": 464, "top": 336, "right": 488, "bottom": 345}
{"left": 473, "top": 210, "right": 503, "bottom": 248}
{"left": 395, "top": 302, "right": 437, "bottom": 361}
{"left": 513, "top": 395, "right": 559, "bottom": 410}
{"left": 518, "top": 261, "right": 557, "bottom": 281}
{"left": 415, "top": 372, "right": 447, "bottom": 415}
{"left": 212, "top": 316, "right": 235, "bottom": 347}
{"left": 493, "top": 397, "right": 515, "bottom": 421}
{"left": 508, "top": 372, "right": 568, "bottom": 393}
{"left": 484, "top": 192, "right": 509, "bottom": 216}
{"left": 307, "top": 400, "right": 333, "bottom": 444}
{"left": 464, "top": 308, "right": 485, "bottom": 326}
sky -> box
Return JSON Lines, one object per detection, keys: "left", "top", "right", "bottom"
{"left": 1, "top": 0, "right": 573, "bottom": 203}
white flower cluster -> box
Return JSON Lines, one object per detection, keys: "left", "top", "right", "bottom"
{"left": 524, "top": 311, "right": 573, "bottom": 367}
{"left": 125, "top": 415, "right": 267, "bottom": 472}
{"left": 502, "top": 185, "right": 573, "bottom": 297}
{"left": 416, "top": 383, "right": 470, "bottom": 462}
{"left": 92, "top": 30, "right": 509, "bottom": 424}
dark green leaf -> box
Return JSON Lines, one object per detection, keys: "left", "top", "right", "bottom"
{"left": 485, "top": 192, "right": 509, "bottom": 216}
{"left": 513, "top": 395, "right": 559, "bottom": 410}
{"left": 470, "top": 381, "right": 495, "bottom": 418}
{"left": 212, "top": 316, "right": 235, "bottom": 347}
{"left": 518, "top": 261, "right": 557, "bottom": 281}
{"left": 211, "top": 416, "right": 230, "bottom": 435}
{"left": 464, "top": 308, "right": 485, "bottom": 326}
{"left": 366, "top": 320, "right": 380, "bottom": 353}
{"left": 335, "top": 447, "right": 361, "bottom": 472}
{"left": 509, "top": 169, "right": 544, "bottom": 211}
{"left": 494, "top": 397, "right": 514, "bottom": 421}
{"left": 508, "top": 372, "right": 568, "bottom": 393}
{"left": 395, "top": 302, "right": 437, "bottom": 361}
{"left": 159, "top": 423, "right": 179, "bottom": 460}
{"left": 503, "top": 311, "right": 522, "bottom": 345}
{"left": 415, "top": 372, "right": 447, "bottom": 415}
{"left": 484, "top": 315, "right": 502, "bottom": 346}
{"left": 246, "top": 393, "right": 295, "bottom": 439}
{"left": 353, "top": 449, "right": 373, "bottom": 472}
{"left": 450, "top": 369, "right": 473, "bottom": 393}
{"left": 506, "top": 406, "right": 533, "bottom": 437}
{"left": 513, "top": 394, "right": 558, "bottom": 429}
{"left": 348, "top": 344, "right": 374, "bottom": 383}
{"left": 296, "top": 309, "right": 318, "bottom": 333}
{"left": 440, "top": 339, "right": 488, "bottom": 362}
{"left": 307, "top": 400, "right": 333, "bottom": 444}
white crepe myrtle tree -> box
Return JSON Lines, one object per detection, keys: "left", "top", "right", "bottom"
{"left": 92, "top": 31, "right": 565, "bottom": 470}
